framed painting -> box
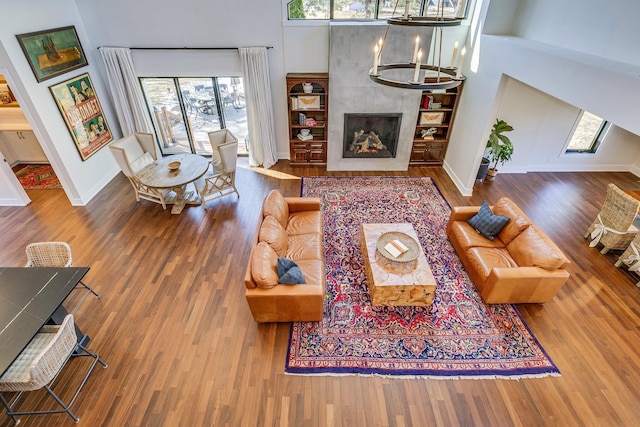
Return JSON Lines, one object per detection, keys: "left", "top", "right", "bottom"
{"left": 419, "top": 111, "right": 444, "bottom": 125}
{"left": 49, "top": 73, "right": 113, "bottom": 161}
{"left": 16, "top": 26, "right": 88, "bottom": 82}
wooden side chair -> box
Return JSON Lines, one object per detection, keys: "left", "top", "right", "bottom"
{"left": 0, "top": 315, "right": 107, "bottom": 424}
{"left": 584, "top": 183, "right": 640, "bottom": 254}
{"left": 195, "top": 141, "right": 239, "bottom": 210}
{"left": 25, "top": 242, "right": 99, "bottom": 314}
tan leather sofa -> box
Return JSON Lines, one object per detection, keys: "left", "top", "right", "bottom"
{"left": 244, "top": 190, "right": 325, "bottom": 322}
{"left": 446, "top": 197, "right": 570, "bottom": 304}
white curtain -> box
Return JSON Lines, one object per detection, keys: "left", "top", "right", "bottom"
{"left": 99, "top": 47, "right": 154, "bottom": 137}
{"left": 238, "top": 47, "right": 278, "bottom": 168}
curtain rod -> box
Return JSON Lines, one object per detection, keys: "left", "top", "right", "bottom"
{"left": 98, "top": 46, "right": 273, "bottom": 50}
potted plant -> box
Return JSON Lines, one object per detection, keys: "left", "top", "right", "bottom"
{"left": 485, "top": 119, "right": 514, "bottom": 181}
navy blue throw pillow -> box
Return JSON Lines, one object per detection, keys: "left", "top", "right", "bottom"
{"left": 466, "top": 201, "right": 510, "bottom": 241}
{"left": 277, "top": 258, "right": 306, "bottom": 285}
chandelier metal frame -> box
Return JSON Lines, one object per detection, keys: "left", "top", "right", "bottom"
{"left": 369, "top": 1, "right": 466, "bottom": 91}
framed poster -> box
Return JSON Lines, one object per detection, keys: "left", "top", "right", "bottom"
{"left": 419, "top": 111, "right": 444, "bottom": 125}
{"left": 16, "top": 26, "right": 88, "bottom": 82}
{"left": 49, "top": 73, "right": 112, "bottom": 161}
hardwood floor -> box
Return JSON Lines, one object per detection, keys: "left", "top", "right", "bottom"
{"left": 1, "top": 160, "right": 640, "bottom": 426}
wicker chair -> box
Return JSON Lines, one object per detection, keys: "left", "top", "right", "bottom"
{"left": 0, "top": 314, "right": 107, "bottom": 424}
{"left": 25, "top": 242, "right": 99, "bottom": 313}
{"left": 614, "top": 233, "right": 640, "bottom": 287}
{"left": 195, "top": 141, "right": 239, "bottom": 210}
{"left": 584, "top": 183, "right": 640, "bottom": 254}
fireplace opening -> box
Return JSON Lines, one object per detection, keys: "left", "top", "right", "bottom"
{"left": 343, "top": 113, "right": 402, "bottom": 159}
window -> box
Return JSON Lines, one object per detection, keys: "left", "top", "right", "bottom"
{"left": 565, "top": 111, "right": 610, "bottom": 154}
{"left": 287, "top": 0, "right": 470, "bottom": 20}
{"left": 140, "top": 77, "right": 247, "bottom": 157}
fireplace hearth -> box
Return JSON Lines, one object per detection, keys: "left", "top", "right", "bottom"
{"left": 343, "top": 113, "right": 402, "bottom": 159}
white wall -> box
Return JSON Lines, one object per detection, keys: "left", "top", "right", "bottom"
{"left": 512, "top": 0, "right": 640, "bottom": 67}
{"left": 495, "top": 77, "right": 640, "bottom": 173}
{"left": 445, "top": 0, "right": 640, "bottom": 195}
{"left": 0, "top": 0, "right": 120, "bottom": 206}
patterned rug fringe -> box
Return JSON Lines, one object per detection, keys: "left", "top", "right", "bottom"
{"left": 285, "top": 372, "right": 562, "bottom": 380}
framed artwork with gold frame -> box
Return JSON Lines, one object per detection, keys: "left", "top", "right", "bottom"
{"left": 16, "top": 26, "right": 88, "bottom": 83}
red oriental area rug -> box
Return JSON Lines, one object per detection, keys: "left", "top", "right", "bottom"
{"left": 285, "top": 176, "right": 560, "bottom": 379}
{"left": 15, "top": 164, "right": 62, "bottom": 189}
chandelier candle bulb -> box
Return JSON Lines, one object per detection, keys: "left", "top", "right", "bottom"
{"left": 456, "top": 46, "right": 466, "bottom": 79}
{"left": 404, "top": 0, "right": 410, "bottom": 18}
{"left": 412, "top": 35, "right": 420, "bottom": 63}
{"left": 450, "top": 41, "right": 459, "bottom": 68}
{"left": 413, "top": 50, "right": 422, "bottom": 83}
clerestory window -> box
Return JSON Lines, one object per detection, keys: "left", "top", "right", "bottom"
{"left": 287, "top": 0, "right": 470, "bottom": 21}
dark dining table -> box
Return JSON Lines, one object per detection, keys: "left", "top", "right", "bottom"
{"left": 0, "top": 267, "right": 90, "bottom": 376}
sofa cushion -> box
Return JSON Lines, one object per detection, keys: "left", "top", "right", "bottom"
{"left": 277, "top": 258, "right": 306, "bottom": 284}
{"left": 295, "top": 259, "right": 324, "bottom": 287}
{"left": 448, "top": 221, "right": 506, "bottom": 251}
{"left": 466, "top": 247, "right": 519, "bottom": 281}
{"left": 467, "top": 201, "right": 510, "bottom": 241}
{"left": 492, "top": 198, "right": 532, "bottom": 245}
{"left": 287, "top": 211, "right": 322, "bottom": 235}
{"left": 263, "top": 190, "right": 289, "bottom": 228}
{"left": 259, "top": 215, "right": 288, "bottom": 257}
{"left": 251, "top": 242, "right": 279, "bottom": 289}
{"left": 287, "top": 233, "right": 322, "bottom": 260}
{"left": 507, "top": 226, "right": 569, "bottom": 270}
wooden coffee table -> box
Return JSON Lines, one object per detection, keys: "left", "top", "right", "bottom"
{"left": 361, "top": 223, "right": 436, "bottom": 306}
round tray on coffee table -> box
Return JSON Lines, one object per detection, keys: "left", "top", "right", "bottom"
{"left": 376, "top": 231, "right": 421, "bottom": 273}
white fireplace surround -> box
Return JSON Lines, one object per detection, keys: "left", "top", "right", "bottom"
{"left": 327, "top": 22, "right": 434, "bottom": 171}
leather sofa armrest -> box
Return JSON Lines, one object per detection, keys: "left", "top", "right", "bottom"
{"left": 446, "top": 206, "right": 481, "bottom": 235}
{"left": 481, "top": 267, "right": 570, "bottom": 304}
{"left": 286, "top": 197, "right": 321, "bottom": 213}
{"left": 487, "top": 267, "right": 570, "bottom": 282}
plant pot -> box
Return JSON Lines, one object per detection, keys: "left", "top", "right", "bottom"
{"left": 486, "top": 168, "right": 498, "bottom": 181}
{"left": 476, "top": 157, "right": 490, "bottom": 181}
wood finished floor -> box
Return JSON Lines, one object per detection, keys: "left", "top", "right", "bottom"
{"left": 1, "top": 159, "right": 640, "bottom": 426}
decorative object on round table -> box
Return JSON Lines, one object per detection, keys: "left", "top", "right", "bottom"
{"left": 375, "top": 231, "right": 421, "bottom": 274}
{"left": 167, "top": 161, "right": 181, "bottom": 171}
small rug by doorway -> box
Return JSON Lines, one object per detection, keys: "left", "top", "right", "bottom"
{"left": 14, "top": 164, "right": 62, "bottom": 189}
{"left": 285, "top": 176, "right": 560, "bottom": 379}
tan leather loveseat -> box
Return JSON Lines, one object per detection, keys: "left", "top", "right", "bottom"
{"left": 244, "top": 190, "right": 325, "bottom": 322}
{"left": 446, "top": 197, "right": 570, "bottom": 304}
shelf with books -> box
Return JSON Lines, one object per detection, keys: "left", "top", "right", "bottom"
{"left": 410, "top": 82, "right": 463, "bottom": 167}
{"left": 286, "top": 73, "right": 329, "bottom": 167}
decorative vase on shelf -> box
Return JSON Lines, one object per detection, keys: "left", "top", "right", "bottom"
{"left": 302, "top": 83, "right": 313, "bottom": 93}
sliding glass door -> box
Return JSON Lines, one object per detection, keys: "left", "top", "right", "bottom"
{"left": 140, "top": 77, "right": 247, "bottom": 156}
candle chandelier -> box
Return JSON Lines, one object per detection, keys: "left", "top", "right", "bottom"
{"left": 369, "top": 0, "right": 466, "bottom": 91}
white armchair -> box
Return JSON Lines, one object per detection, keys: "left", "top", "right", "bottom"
{"left": 208, "top": 129, "right": 238, "bottom": 152}
{"left": 109, "top": 132, "right": 170, "bottom": 209}
{"left": 195, "top": 141, "right": 239, "bottom": 209}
